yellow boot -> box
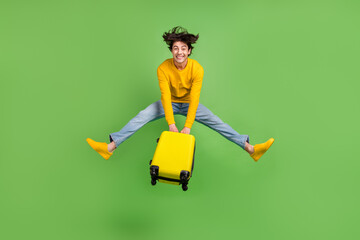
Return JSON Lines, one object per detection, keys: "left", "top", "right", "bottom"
{"left": 250, "top": 138, "right": 275, "bottom": 162}
{"left": 86, "top": 138, "right": 113, "bottom": 160}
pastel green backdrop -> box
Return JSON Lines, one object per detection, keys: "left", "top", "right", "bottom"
{"left": 1, "top": 0, "right": 359, "bottom": 239}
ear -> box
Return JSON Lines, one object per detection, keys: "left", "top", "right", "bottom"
{"left": 188, "top": 48, "right": 192, "bottom": 55}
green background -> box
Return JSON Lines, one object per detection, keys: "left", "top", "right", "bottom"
{"left": 1, "top": 0, "right": 359, "bottom": 239}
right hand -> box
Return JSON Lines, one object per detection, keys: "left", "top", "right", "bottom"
{"left": 169, "top": 124, "right": 179, "bottom": 133}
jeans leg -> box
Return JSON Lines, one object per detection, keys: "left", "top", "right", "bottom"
{"left": 181, "top": 103, "right": 249, "bottom": 150}
{"left": 110, "top": 100, "right": 180, "bottom": 147}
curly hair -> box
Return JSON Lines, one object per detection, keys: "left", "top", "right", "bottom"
{"left": 162, "top": 26, "right": 199, "bottom": 56}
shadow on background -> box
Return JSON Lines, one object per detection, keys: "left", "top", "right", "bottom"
{"left": 109, "top": 212, "right": 152, "bottom": 239}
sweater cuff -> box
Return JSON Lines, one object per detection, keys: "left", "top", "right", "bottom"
{"left": 184, "top": 122, "right": 193, "bottom": 129}
{"left": 168, "top": 121, "right": 176, "bottom": 126}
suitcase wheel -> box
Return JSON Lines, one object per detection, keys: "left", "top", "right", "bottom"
{"left": 182, "top": 184, "right": 188, "bottom": 191}
{"left": 151, "top": 179, "right": 157, "bottom": 186}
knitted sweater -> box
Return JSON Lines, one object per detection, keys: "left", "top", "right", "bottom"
{"left": 157, "top": 58, "right": 204, "bottom": 128}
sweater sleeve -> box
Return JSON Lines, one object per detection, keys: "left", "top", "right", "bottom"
{"left": 184, "top": 66, "right": 204, "bottom": 128}
{"left": 157, "top": 67, "right": 175, "bottom": 125}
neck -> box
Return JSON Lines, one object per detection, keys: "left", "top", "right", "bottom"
{"left": 173, "top": 58, "right": 188, "bottom": 70}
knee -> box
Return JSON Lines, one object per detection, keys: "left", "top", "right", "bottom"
{"left": 129, "top": 111, "right": 146, "bottom": 125}
{"left": 131, "top": 103, "right": 162, "bottom": 124}
{"left": 196, "top": 113, "right": 222, "bottom": 125}
{"left": 130, "top": 107, "right": 151, "bottom": 124}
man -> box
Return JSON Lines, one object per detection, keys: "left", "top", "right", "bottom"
{"left": 87, "top": 26, "right": 274, "bottom": 161}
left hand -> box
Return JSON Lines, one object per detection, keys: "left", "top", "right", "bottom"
{"left": 180, "top": 127, "right": 191, "bottom": 134}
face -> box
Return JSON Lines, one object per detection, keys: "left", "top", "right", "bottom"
{"left": 171, "top": 41, "right": 191, "bottom": 64}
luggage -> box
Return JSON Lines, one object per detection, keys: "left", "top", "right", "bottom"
{"left": 149, "top": 131, "right": 196, "bottom": 191}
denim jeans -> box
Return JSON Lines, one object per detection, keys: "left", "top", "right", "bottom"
{"left": 109, "top": 100, "right": 249, "bottom": 150}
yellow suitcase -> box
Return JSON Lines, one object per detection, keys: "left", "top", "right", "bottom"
{"left": 149, "top": 131, "right": 196, "bottom": 191}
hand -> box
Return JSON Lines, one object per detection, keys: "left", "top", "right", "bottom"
{"left": 180, "top": 127, "right": 191, "bottom": 134}
{"left": 169, "top": 124, "right": 179, "bottom": 133}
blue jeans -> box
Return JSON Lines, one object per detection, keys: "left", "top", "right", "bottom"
{"left": 109, "top": 100, "right": 249, "bottom": 150}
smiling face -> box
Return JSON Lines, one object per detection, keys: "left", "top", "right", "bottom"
{"left": 171, "top": 41, "right": 192, "bottom": 64}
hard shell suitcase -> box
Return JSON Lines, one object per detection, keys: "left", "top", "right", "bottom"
{"left": 149, "top": 131, "right": 196, "bottom": 191}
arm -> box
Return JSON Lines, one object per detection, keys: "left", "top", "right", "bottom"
{"left": 157, "top": 67, "right": 177, "bottom": 131}
{"left": 183, "top": 66, "right": 204, "bottom": 132}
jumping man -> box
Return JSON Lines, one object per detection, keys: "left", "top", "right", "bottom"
{"left": 87, "top": 26, "right": 274, "bottom": 161}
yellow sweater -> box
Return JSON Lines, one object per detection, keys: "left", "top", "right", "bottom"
{"left": 157, "top": 58, "right": 204, "bottom": 128}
